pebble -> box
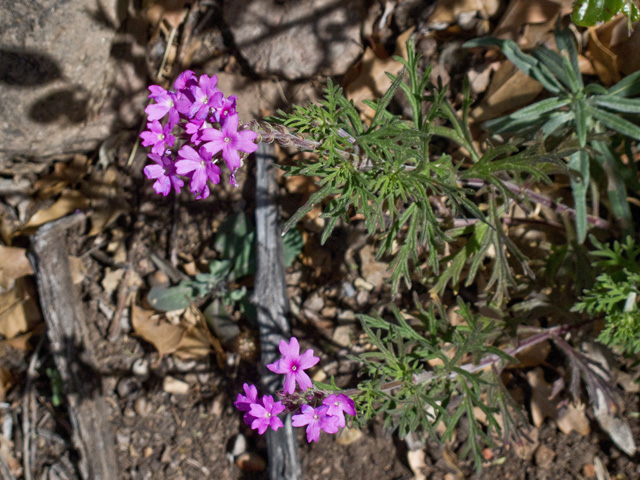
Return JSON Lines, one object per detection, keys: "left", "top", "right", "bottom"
{"left": 133, "top": 397, "right": 153, "bottom": 417}
{"left": 354, "top": 277, "right": 374, "bottom": 292}
{"left": 116, "top": 378, "right": 140, "bottom": 398}
{"left": 131, "top": 358, "right": 150, "bottom": 380}
{"left": 303, "top": 291, "right": 324, "bottom": 312}
{"left": 163, "top": 376, "right": 190, "bottom": 395}
{"left": 235, "top": 452, "right": 266, "bottom": 472}
{"left": 332, "top": 325, "right": 352, "bottom": 347}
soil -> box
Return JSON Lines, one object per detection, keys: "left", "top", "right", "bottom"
{"left": 1, "top": 1, "right": 639, "bottom": 480}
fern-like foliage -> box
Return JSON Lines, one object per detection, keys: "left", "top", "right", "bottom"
{"left": 572, "top": 236, "right": 640, "bottom": 354}
{"left": 351, "top": 299, "right": 524, "bottom": 472}
{"left": 267, "top": 39, "right": 554, "bottom": 299}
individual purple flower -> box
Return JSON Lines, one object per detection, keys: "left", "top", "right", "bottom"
{"left": 143, "top": 152, "right": 183, "bottom": 196}
{"left": 234, "top": 383, "right": 260, "bottom": 426}
{"left": 266, "top": 337, "right": 319, "bottom": 394}
{"left": 175, "top": 145, "right": 221, "bottom": 199}
{"left": 184, "top": 117, "right": 207, "bottom": 144}
{"left": 210, "top": 95, "right": 237, "bottom": 124}
{"left": 173, "top": 70, "right": 197, "bottom": 91}
{"left": 140, "top": 120, "right": 176, "bottom": 155}
{"left": 248, "top": 395, "right": 285, "bottom": 435}
{"left": 292, "top": 405, "right": 340, "bottom": 443}
{"left": 189, "top": 74, "right": 223, "bottom": 119}
{"left": 146, "top": 86, "right": 180, "bottom": 126}
{"left": 322, "top": 394, "right": 356, "bottom": 428}
{"left": 201, "top": 113, "right": 258, "bottom": 172}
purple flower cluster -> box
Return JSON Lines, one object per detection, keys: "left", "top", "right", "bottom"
{"left": 234, "top": 337, "right": 356, "bottom": 443}
{"left": 140, "top": 71, "right": 258, "bottom": 198}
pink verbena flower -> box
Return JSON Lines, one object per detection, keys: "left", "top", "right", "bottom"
{"left": 322, "top": 394, "right": 356, "bottom": 428}
{"left": 291, "top": 405, "right": 340, "bottom": 443}
{"left": 266, "top": 337, "right": 319, "bottom": 394}
{"left": 188, "top": 74, "right": 223, "bottom": 119}
{"left": 143, "top": 152, "right": 183, "bottom": 196}
{"left": 234, "top": 383, "right": 260, "bottom": 426}
{"left": 210, "top": 95, "right": 237, "bottom": 124}
{"left": 140, "top": 120, "right": 176, "bottom": 155}
{"left": 202, "top": 113, "right": 258, "bottom": 172}
{"left": 146, "top": 85, "right": 180, "bottom": 127}
{"left": 175, "top": 145, "right": 221, "bottom": 199}
{"left": 248, "top": 395, "right": 285, "bottom": 434}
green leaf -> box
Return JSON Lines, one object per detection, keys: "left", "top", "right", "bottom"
{"left": 214, "top": 212, "right": 252, "bottom": 261}
{"left": 509, "top": 97, "right": 570, "bottom": 118}
{"left": 594, "top": 95, "right": 640, "bottom": 114}
{"left": 569, "top": 150, "right": 590, "bottom": 244}
{"left": 572, "top": 0, "right": 625, "bottom": 26}
{"left": 608, "top": 69, "right": 640, "bottom": 97}
{"left": 588, "top": 104, "right": 640, "bottom": 141}
{"left": 147, "top": 284, "right": 194, "bottom": 312}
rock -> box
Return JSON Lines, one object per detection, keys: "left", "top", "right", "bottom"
{"left": 332, "top": 325, "right": 351, "bottom": 347}
{"left": 133, "top": 397, "right": 153, "bottom": 417}
{"left": 534, "top": 444, "right": 555, "bottom": 469}
{"left": 163, "top": 376, "right": 190, "bottom": 395}
{"left": 303, "top": 291, "right": 324, "bottom": 312}
{"left": 359, "top": 244, "right": 391, "bottom": 289}
{"left": 131, "top": 358, "right": 150, "bottom": 380}
{"left": 224, "top": 0, "right": 365, "bottom": 80}
{"left": 0, "top": 0, "right": 147, "bottom": 165}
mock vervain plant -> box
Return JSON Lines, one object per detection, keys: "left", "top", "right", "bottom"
{"left": 140, "top": 31, "right": 638, "bottom": 471}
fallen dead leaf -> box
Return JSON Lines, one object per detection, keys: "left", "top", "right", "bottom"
{"left": 557, "top": 401, "right": 591, "bottom": 436}
{"left": 0, "top": 245, "right": 34, "bottom": 291}
{"left": 427, "top": 0, "right": 500, "bottom": 30}
{"left": 0, "top": 278, "right": 42, "bottom": 339}
{"left": 68, "top": 255, "right": 87, "bottom": 285}
{"left": 0, "top": 366, "right": 14, "bottom": 401}
{"left": 102, "top": 268, "right": 125, "bottom": 295}
{"left": 407, "top": 448, "right": 427, "bottom": 480}
{"left": 344, "top": 28, "right": 413, "bottom": 122}
{"left": 471, "top": 60, "right": 544, "bottom": 122}
{"left": 492, "top": 0, "right": 566, "bottom": 48}
{"left": 592, "top": 389, "right": 636, "bottom": 456}
{"left": 20, "top": 190, "right": 89, "bottom": 232}
{"left": 131, "top": 303, "right": 185, "bottom": 357}
{"left": 526, "top": 367, "right": 557, "bottom": 427}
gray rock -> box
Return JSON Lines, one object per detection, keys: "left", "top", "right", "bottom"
{"left": 224, "top": 0, "right": 365, "bottom": 80}
{"left": 0, "top": 0, "right": 147, "bottom": 165}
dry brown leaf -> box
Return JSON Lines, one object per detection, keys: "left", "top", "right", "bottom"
{"left": 585, "top": 16, "right": 640, "bottom": 85}
{"left": 427, "top": 0, "right": 500, "bottom": 29}
{"left": 587, "top": 27, "right": 621, "bottom": 86}
{"left": 493, "top": 0, "right": 563, "bottom": 47}
{"left": 68, "top": 255, "right": 87, "bottom": 285}
{"left": 21, "top": 190, "right": 88, "bottom": 231}
{"left": 102, "top": 268, "right": 125, "bottom": 295}
{"left": 176, "top": 305, "right": 225, "bottom": 365}
{"left": 557, "top": 401, "right": 591, "bottom": 436}
{"left": 471, "top": 60, "right": 544, "bottom": 122}
{"left": 144, "top": 0, "right": 189, "bottom": 29}
{"left": 0, "top": 245, "right": 34, "bottom": 291}
{"left": 514, "top": 339, "right": 551, "bottom": 367}
{"left": 407, "top": 448, "right": 428, "bottom": 480}
{"left": 344, "top": 28, "right": 413, "bottom": 122}
{"left": 0, "top": 366, "right": 14, "bottom": 401}
{"left": 526, "top": 367, "right": 557, "bottom": 427}
{"left": 0, "top": 278, "right": 42, "bottom": 339}
{"left": 131, "top": 303, "right": 185, "bottom": 357}
{"left": 32, "top": 155, "right": 88, "bottom": 198}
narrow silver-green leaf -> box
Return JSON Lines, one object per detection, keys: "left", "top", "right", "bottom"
{"left": 588, "top": 104, "right": 640, "bottom": 141}
{"left": 608, "top": 69, "right": 640, "bottom": 97}
{"left": 510, "top": 97, "right": 570, "bottom": 118}
{"left": 594, "top": 95, "right": 640, "bottom": 114}
{"left": 569, "top": 150, "right": 590, "bottom": 244}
